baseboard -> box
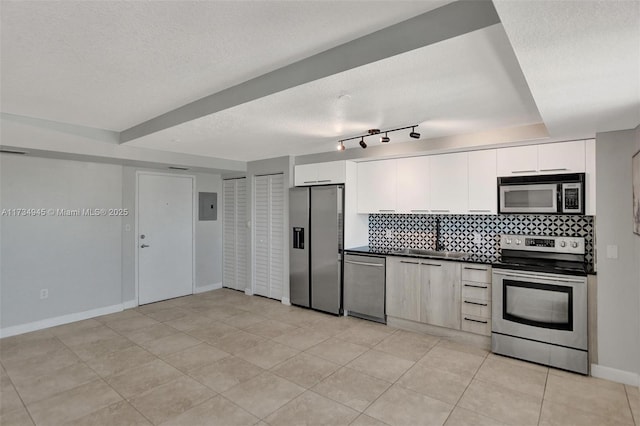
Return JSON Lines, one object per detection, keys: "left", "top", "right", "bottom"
{"left": 194, "top": 282, "right": 222, "bottom": 294}
{"left": 591, "top": 363, "right": 640, "bottom": 387}
{"left": 0, "top": 303, "right": 124, "bottom": 339}
{"left": 122, "top": 299, "right": 138, "bottom": 309}
{"left": 281, "top": 297, "right": 291, "bottom": 306}
{"left": 245, "top": 288, "right": 253, "bottom": 296}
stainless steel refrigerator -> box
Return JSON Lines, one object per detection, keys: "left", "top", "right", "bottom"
{"left": 289, "top": 185, "right": 343, "bottom": 315}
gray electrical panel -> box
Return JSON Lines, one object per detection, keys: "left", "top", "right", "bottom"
{"left": 199, "top": 192, "right": 217, "bottom": 221}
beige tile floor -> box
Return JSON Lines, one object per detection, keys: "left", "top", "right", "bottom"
{"left": 1, "top": 288, "right": 638, "bottom": 426}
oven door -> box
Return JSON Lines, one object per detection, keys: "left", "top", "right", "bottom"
{"left": 492, "top": 269, "right": 587, "bottom": 350}
{"left": 499, "top": 183, "right": 559, "bottom": 214}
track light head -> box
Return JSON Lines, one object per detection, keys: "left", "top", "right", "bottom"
{"left": 409, "top": 127, "right": 420, "bottom": 139}
{"left": 337, "top": 141, "right": 345, "bottom": 151}
{"left": 359, "top": 137, "right": 367, "bottom": 149}
{"left": 380, "top": 133, "right": 390, "bottom": 143}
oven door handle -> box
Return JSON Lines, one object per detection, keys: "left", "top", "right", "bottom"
{"left": 494, "top": 271, "right": 585, "bottom": 284}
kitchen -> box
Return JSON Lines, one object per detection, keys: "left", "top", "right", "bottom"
{"left": 1, "top": 1, "right": 639, "bottom": 425}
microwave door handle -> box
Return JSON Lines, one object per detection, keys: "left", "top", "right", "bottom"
{"left": 557, "top": 185, "right": 563, "bottom": 213}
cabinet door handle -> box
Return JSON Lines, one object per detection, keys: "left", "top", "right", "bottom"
{"left": 464, "top": 284, "right": 488, "bottom": 289}
{"left": 463, "top": 266, "right": 487, "bottom": 271}
{"left": 430, "top": 209, "right": 450, "bottom": 213}
{"left": 468, "top": 209, "right": 491, "bottom": 213}
{"left": 303, "top": 180, "right": 318, "bottom": 184}
{"left": 464, "top": 300, "right": 488, "bottom": 306}
{"left": 539, "top": 168, "right": 568, "bottom": 172}
{"left": 378, "top": 209, "right": 396, "bottom": 212}
{"left": 511, "top": 170, "right": 537, "bottom": 174}
{"left": 400, "top": 260, "right": 419, "bottom": 264}
{"left": 464, "top": 317, "right": 488, "bottom": 324}
{"left": 421, "top": 263, "right": 442, "bottom": 267}
{"left": 317, "top": 179, "right": 332, "bottom": 183}
{"left": 410, "top": 209, "right": 429, "bottom": 212}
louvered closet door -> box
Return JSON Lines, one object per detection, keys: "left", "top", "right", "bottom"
{"left": 253, "top": 174, "right": 284, "bottom": 300}
{"left": 223, "top": 178, "right": 247, "bottom": 291}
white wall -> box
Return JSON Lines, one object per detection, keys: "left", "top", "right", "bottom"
{"left": 595, "top": 128, "right": 640, "bottom": 383}
{"left": 0, "top": 155, "right": 123, "bottom": 329}
{"left": 0, "top": 155, "right": 224, "bottom": 335}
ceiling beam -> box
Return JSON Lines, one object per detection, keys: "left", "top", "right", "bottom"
{"left": 120, "top": 0, "right": 500, "bottom": 143}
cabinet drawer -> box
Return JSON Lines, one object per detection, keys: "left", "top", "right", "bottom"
{"left": 461, "top": 264, "right": 491, "bottom": 283}
{"left": 461, "top": 298, "right": 491, "bottom": 318}
{"left": 461, "top": 314, "right": 491, "bottom": 336}
{"left": 462, "top": 281, "right": 491, "bottom": 301}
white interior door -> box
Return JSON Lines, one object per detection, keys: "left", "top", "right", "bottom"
{"left": 223, "top": 178, "right": 247, "bottom": 291}
{"left": 138, "top": 173, "right": 194, "bottom": 305}
{"left": 253, "top": 174, "right": 284, "bottom": 300}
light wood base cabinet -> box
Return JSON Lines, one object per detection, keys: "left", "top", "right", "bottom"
{"left": 420, "top": 261, "right": 461, "bottom": 329}
{"left": 386, "top": 256, "right": 461, "bottom": 329}
{"left": 385, "top": 257, "right": 420, "bottom": 322}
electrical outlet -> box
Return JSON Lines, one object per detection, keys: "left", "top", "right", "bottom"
{"left": 473, "top": 233, "right": 483, "bottom": 245}
{"left": 385, "top": 229, "right": 393, "bottom": 239}
{"left": 40, "top": 289, "right": 48, "bottom": 300}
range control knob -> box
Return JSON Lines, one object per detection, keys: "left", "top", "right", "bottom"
{"left": 505, "top": 238, "right": 512, "bottom": 245}
{"left": 559, "top": 241, "right": 567, "bottom": 248}
{"left": 515, "top": 239, "right": 521, "bottom": 245}
{"left": 571, "top": 241, "right": 579, "bottom": 249}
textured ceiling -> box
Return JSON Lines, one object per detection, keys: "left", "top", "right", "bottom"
{"left": 494, "top": 0, "right": 640, "bottom": 138}
{"left": 129, "top": 24, "right": 542, "bottom": 161}
{"left": 1, "top": 1, "right": 639, "bottom": 163}
{"left": 0, "top": 0, "right": 447, "bottom": 130}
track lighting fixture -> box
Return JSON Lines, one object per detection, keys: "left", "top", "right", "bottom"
{"left": 337, "top": 124, "right": 419, "bottom": 150}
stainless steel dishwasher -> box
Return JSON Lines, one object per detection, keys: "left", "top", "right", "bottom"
{"left": 344, "top": 253, "right": 386, "bottom": 323}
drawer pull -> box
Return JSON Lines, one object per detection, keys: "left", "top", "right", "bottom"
{"left": 463, "top": 266, "right": 487, "bottom": 271}
{"left": 400, "top": 260, "right": 419, "bottom": 265}
{"left": 421, "top": 263, "right": 442, "bottom": 267}
{"left": 464, "top": 284, "right": 488, "bottom": 289}
{"left": 464, "top": 300, "right": 488, "bottom": 306}
{"left": 464, "top": 317, "right": 488, "bottom": 324}
{"left": 345, "top": 260, "right": 384, "bottom": 267}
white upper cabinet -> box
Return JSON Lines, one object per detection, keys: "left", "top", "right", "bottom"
{"left": 497, "top": 141, "right": 586, "bottom": 176}
{"left": 294, "top": 160, "right": 346, "bottom": 186}
{"left": 357, "top": 160, "right": 397, "bottom": 213}
{"left": 396, "top": 156, "right": 430, "bottom": 213}
{"left": 496, "top": 145, "right": 538, "bottom": 176}
{"left": 468, "top": 150, "right": 497, "bottom": 214}
{"left": 537, "top": 140, "right": 585, "bottom": 174}
{"left": 430, "top": 152, "right": 468, "bottom": 214}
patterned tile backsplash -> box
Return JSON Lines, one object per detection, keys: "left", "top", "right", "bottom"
{"left": 368, "top": 214, "right": 595, "bottom": 266}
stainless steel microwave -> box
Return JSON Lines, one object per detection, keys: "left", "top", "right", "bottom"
{"left": 498, "top": 173, "right": 585, "bottom": 215}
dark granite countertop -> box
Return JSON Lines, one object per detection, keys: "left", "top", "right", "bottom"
{"left": 344, "top": 246, "right": 495, "bottom": 265}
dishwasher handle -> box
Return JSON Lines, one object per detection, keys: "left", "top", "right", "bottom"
{"left": 345, "top": 260, "right": 385, "bottom": 267}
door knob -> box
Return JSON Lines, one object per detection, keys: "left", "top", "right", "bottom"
{"left": 140, "top": 244, "right": 150, "bottom": 248}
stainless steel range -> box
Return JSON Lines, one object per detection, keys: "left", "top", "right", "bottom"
{"left": 492, "top": 234, "right": 589, "bottom": 374}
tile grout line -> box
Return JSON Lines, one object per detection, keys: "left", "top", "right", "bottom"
{"left": 537, "top": 369, "right": 550, "bottom": 426}
{"left": 1, "top": 361, "right": 39, "bottom": 426}
{"left": 625, "top": 385, "right": 639, "bottom": 426}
